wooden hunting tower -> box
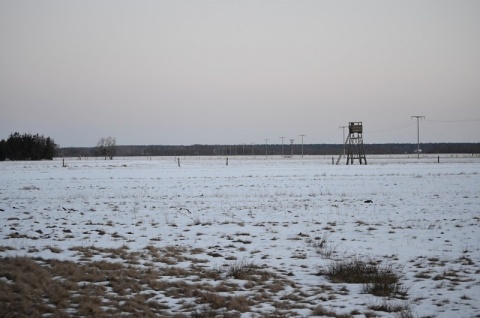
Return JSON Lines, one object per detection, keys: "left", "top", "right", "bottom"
{"left": 346, "top": 122, "right": 367, "bottom": 164}
{"left": 335, "top": 122, "right": 367, "bottom": 165}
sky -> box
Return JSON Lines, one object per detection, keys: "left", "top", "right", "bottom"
{"left": 1, "top": 0, "right": 479, "bottom": 147}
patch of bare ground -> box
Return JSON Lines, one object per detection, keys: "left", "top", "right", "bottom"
{"left": 0, "top": 245, "right": 353, "bottom": 317}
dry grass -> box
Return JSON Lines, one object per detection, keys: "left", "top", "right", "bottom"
{"left": 368, "top": 299, "right": 412, "bottom": 315}
{"left": 1, "top": 245, "right": 338, "bottom": 317}
{"left": 0, "top": 257, "right": 71, "bottom": 317}
{"left": 225, "top": 259, "right": 260, "bottom": 280}
{"left": 306, "top": 233, "right": 338, "bottom": 259}
{"left": 0, "top": 255, "right": 179, "bottom": 317}
{"left": 311, "top": 305, "right": 351, "bottom": 318}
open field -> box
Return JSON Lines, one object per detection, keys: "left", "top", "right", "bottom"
{"left": 1, "top": 155, "right": 479, "bottom": 317}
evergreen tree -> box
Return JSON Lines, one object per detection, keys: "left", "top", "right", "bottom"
{"left": 0, "top": 139, "right": 6, "bottom": 161}
{"left": 44, "top": 137, "right": 56, "bottom": 160}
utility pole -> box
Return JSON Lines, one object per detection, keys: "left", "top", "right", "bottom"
{"left": 411, "top": 116, "right": 425, "bottom": 159}
{"left": 290, "top": 139, "right": 295, "bottom": 156}
{"left": 280, "top": 137, "right": 285, "bottom": 157}
{"left": 264, "top": 139, "right": 269, "bottom": 158}
{"left": 339, "top": 126, "right": 348, "bottom": 155}
{"left": 299, "top": 134, "right": 306, "bottom": 158}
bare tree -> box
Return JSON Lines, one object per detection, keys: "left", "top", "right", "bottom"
{"left": 97, "top": 136, "right": 116, "bottom": 160}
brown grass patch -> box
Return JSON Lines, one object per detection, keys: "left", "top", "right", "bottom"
{"left": 1, "top": 246, "right": 310, "bottom": 317}
{"left": 227, "top": 295, "right": 251, "bottom": 312}
{"left": 0, "top": 257, "right": 70, "bottom": 317}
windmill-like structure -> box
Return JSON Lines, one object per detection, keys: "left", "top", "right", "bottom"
{"left": 336, "top": 122, "right": 367, "bottom": 165}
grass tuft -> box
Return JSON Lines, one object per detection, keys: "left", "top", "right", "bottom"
{"left": 225, "top": 259, "right": 260, "bottom": 280}
{"left": 321, "top": 257, "right": 408, "bottom": 298}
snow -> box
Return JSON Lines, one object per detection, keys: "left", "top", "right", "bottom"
{"left": 1, "top": 155, "right": 479, "bottom": 317}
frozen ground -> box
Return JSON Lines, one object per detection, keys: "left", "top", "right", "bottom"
{"left": 1, "top": 155, "right": 479, "bottom": 317}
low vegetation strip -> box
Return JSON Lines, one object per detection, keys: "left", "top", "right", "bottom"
{"left": 0, "top": 246, "right": 316, "bottom": 317}
{"left": 0, "top": 245, "right": 416, "bottom": 318}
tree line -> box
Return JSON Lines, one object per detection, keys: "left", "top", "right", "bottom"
{"left": 58, "top": 142, "right": 479, "bottom": 158}
{"left": 0, "top": 132, "right": 56, "bottom": 161}
{"left": 2, "top": 131, "right": 477, "bottom": 160}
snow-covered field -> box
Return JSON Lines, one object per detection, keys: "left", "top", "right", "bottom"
{"left": 1, "top": 155, "right": 479, "bottom": 317}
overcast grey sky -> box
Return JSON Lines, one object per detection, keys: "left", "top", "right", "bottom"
{"left": 1, "top": 0, "right": 479, "bottom": 147}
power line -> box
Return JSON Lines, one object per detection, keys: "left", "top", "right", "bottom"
{"left": 364, "top": 121, "right": 414, "bottom": 134}
{"left": 425, "top": 118, "right": 480, "bottom": 123}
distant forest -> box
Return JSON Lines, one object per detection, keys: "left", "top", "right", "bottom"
{"left": 58, "top": 143, "right": 479, "bottom": 158}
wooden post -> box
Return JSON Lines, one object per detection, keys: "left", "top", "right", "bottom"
{"left": 177, "top": 158, "right": 181, "bottom": 167}
{"left": 226, "top": 157, "right": 228, "bottom": 166}
{"left": 438, "top": 156, "right": 440, "bottom": 163}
